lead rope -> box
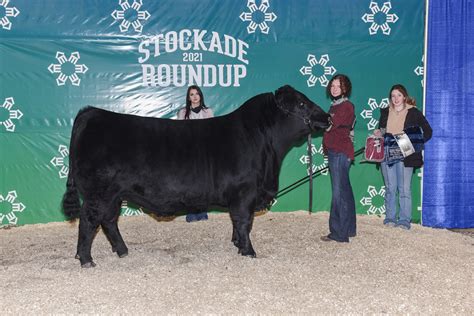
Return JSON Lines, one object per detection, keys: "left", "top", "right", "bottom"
{"left": 308, "top": 134, "right": 313, "bottom": 213}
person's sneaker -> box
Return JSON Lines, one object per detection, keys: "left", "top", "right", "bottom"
{"left": 320, "top": 235, "right": 334, "bottom": 242}
{"left": 384, "top": 221, "right": 397, "bottom": 227}
{"left": 396, "top": 224, "right": 410, "bottom": 230}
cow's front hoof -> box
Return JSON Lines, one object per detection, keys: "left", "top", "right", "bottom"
{"left": 117, "top": 251, "right": 128, "bottom": 258}
{"left": 81, "top": 261, "right": 96, "bottom": 268}
{"left": 241, "top": 252, "right": 257, "bottom": 258}
{"left": 239, "top": 249, "right": 256, "bottom": 258}
{"left": 232, "top": 240, "right": 240, "bottom": 248}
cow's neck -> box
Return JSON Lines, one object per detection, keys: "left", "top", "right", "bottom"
{"left": 271, "top": 113, "right": 309, "bottom": 162}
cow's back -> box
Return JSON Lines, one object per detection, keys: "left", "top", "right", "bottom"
{"left": 70, "top": 106, "right": 271, "bottom": 212}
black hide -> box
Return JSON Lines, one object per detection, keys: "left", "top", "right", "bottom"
{"left": 63, "top": 85, "right": 329, "bottom": 267}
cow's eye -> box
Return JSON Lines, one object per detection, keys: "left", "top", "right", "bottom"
{"left": 299, "top": 102, "right": 305, "bottom": 107}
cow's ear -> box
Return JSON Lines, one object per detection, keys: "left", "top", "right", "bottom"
{"left": 275, "top": 85, "right": 287, "bottom": 98}
{"left": 274, "top": 87, "right": 285, "bottom": 103}
{"left": 274, "top": 87, "right": 282, "bottom": 96}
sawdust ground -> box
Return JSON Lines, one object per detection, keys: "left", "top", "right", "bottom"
{"left": 1, "top": 211, "right": 472, "bottom": 314}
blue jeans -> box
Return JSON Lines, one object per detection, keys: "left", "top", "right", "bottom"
{"left": 327, "top": 151, "right": 356, "bottom": 242}
{"left": 381, "top": 161, "right": 413, "bottom": 228}
{"left": 186, "top": 212, "right": 208, "bottom": 222}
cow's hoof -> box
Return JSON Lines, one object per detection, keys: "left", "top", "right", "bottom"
{"left": 241, "top": 252, "right": 257, "bottom": 258}
{"left": 81, "top": 261, "right": 96, "bottom": 268}
{"left": 239, "top": 249, "right": 257, "bottom": 258}
{"left": 117, "top": 251, "right": 128, "bottom": 258}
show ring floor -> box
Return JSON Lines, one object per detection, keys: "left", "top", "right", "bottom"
{"left": 1, "top": 211, "right": 472, "bottom": 314}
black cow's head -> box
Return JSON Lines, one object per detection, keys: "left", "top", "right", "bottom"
{"left": 275, "top": 85, "right": 330, "bottom": 131}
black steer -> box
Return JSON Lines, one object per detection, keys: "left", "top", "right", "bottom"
{"left": 63, "top": 85, "right": 330, "bottom": 267}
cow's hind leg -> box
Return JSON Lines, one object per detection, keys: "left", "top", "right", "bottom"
{"left": 101, "top": 200, "right": 128, "bottom": 258}
{"left": 76, "top": 201, "right": 102, "bottom": 268}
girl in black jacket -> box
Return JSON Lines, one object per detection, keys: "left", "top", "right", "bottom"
{"left": 374, "top": 84, "right": 432, "bottom": 229}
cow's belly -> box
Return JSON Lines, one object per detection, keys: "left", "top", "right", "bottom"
{"left": 120, "top": 189, "right": 228, "bottom": 215}
{"left": 74, "top": 156, "right": 259, "bottom": 213}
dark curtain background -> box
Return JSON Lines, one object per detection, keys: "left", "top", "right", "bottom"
{"left": 423, "top": 0, "right": 474, "bottom": 228}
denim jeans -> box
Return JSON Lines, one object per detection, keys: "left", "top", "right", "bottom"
{"left": 186, "top": 211, "right": 208, "bottom": 222}
{"left": 381, "top": 161, "right": 413, "bottom": 228}
{"left": 327, "top": 150, "right": 356, "bottom": 242}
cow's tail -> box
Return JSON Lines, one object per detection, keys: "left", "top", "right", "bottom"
{"left": 62, "top": 172, "right": 81, "bottom": 220}
{"left": 62, "top": 107, "right": 91, "bottom": 220}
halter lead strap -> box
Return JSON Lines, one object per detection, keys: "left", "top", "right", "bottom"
{"left": 274, "top": 94, "right": 314, "bottom": 212}
{"left": 308, "top": 134, "right": 313, "bottom": 213}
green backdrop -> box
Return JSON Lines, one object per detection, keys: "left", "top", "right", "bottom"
{"left": 0, "top": 0, "right": 426, "bottom": 226}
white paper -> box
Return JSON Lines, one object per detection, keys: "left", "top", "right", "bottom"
{"left": 394, "top": 132, "right": 415, "bottom": 157}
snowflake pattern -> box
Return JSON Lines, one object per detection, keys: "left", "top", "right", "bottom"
{"left": 121, "top": 201, "right": 144, "bottom": 216}
{"left": 48, "top": 52, "right": 89, "bottom": 86}
{"left": 0, "top": 0, "right": 20, "bottom": 30}
{"left": 239, "top": 0, "right": 277, "bottom": 34}
{"left": 0, "top": 97, "right": 23, "bottom": 132}
{"left": 299, "top": 143, "right": 329, "bottom": 176}
{"left": 111, "top": 0, "right": 151, "bottom": 33}
{"left": 361, "top": 1, "right": 399, "bottom": 35}
{"left": 0, "top": 190, "right": 26, "bottom": 227}
{"left": 360, "top": 185, "right": 385, "bottom": 216}
{"left": 50, "top": 145, "right": 69, "bottom": 179}
{"left": 299, "top": 54, "right": 337, "bottom": 88}
{"left": 360, "top": 98, "right": 389, "bottom": 131}
{"left": 414, "top": 55, "right": 424, "bottom": 87}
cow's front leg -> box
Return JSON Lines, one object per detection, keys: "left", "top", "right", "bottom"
{"left": 76, "top": 203, "right": 101, "bottom": 268}
{"left": 231, "top": 221, "right": 239, "bottom": 247}
{"left": 230, "top": 210, "right": 256, "bottom": 258}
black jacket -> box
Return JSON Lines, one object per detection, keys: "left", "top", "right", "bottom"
{"left": 379, "top": 107, "right": 432, "bottom": 167}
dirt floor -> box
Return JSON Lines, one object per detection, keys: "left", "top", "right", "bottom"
{"left": 0, "top": 211, "right": 472, "bottom": 314}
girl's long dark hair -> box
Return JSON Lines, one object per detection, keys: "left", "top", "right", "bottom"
{"left": 184, "top": 85, "right": 208, "bottom": 119}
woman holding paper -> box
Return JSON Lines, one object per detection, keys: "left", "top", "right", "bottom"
{"left": 374, "top": 84, "right": 432, "bottom": 230}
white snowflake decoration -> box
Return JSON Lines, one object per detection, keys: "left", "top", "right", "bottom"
{"left": 111, "top": 0, "right": 151, "bottom": 33}
{"left": 299, "top": 54, "right": 337, "bottom": 87}
{"left": 360, "top": 185, "right": 385, "bottom": 216}
{"left": 50, "top": 145, "right": 69, "bottom": 179}
{"left": 360, "top": 98, "right": 389, "bottom": 131}
{"left": 0, "top": 97, "right": 23, "bottom": 132}
{"left": 414, "top": 55, "right": 424, "bottom": 87}
{"left": 121, "top": 201, "right": 144, "bottom": 216}
{"left": 361, "top": 1, "right": 399, "bottom": 35}
{"left": 239, "top": 0, "right": 277, "bottom": 34}
{"left": 48, "top": 52, "right": 89, "bottom": 86}
{"left": 0, "top": 0, "right": 20, "bottom": 30}
{"left": 0, "top": 190, "right": 26, "bottom": 226}
{"left": 299, "top": 143, "right": 329, "bottom": 176}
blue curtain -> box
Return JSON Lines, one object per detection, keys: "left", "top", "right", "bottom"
{"left": 423, "top": 0, "right": 474, "bottom": 228}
